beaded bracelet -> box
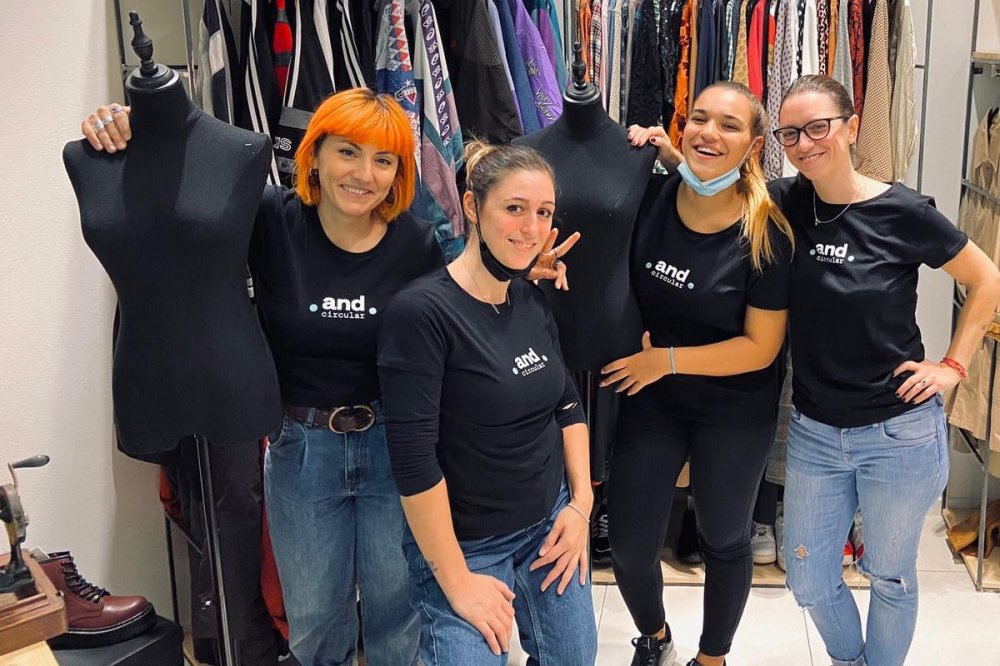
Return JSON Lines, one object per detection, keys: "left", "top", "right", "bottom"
{"left": 941, "top": 357, "right": 968, "bottom": 380}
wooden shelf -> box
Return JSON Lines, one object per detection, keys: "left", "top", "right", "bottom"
{"left": 972, "top": 51, "right": 1000, "bottom": 65}
{"left": 941, "top": 508, "right": 1000, "bottom": 591}
{"left": 592, "top": 550, "right": 869, "bottom": 589}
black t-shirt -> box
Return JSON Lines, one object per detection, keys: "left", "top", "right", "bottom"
{"left": 769, "top": 177, "right": 969, "bottom": 428}
{"left": 628, "top": 173, "right": 791, "bottom": 426}
{"left": 378, "top": 270, "right": 586, "bottom": 541}
{"left": 250, "top": 186, "right": 445, "bottom": 407}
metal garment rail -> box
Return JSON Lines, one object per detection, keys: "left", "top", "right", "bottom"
{"left": 945, "top": 0, "right": 1000, "bottom": 592}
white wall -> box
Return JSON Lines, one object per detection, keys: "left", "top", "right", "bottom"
{"left": 0, "top": 3, "right": 170, "bottom": 611}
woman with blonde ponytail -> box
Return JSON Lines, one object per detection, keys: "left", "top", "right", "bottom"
{"left": 600, "top": 82, "right": 793, "bottom": 666}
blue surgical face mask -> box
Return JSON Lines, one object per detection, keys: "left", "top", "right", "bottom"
{"left": 677, "top": 144, "right": 756, "bottom": 197}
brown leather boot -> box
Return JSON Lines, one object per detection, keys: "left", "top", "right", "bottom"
{"left": 39, "top": 550, "right": 156, "bottom": 648}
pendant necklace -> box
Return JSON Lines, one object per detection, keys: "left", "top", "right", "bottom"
{"left": 464, "top": 257, "right": 509, "bottom": 315}
{"left": 813, "top": 180, "right": 864, "bottom": 226}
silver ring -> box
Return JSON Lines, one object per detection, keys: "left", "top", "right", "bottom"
{"left": 555, "top": 259, "right": 564, "bottom": 268}
{"left": 101, "top": 115, "right": 114, "bottom": 125}
{"left": 919, "top": 379, "right": 928, "bottom": 387}
{"left": 92, "top": 118, "right": 105, "bottom": 131}
{"left": 110, "top": 104, "right": 123, "bottom": 114}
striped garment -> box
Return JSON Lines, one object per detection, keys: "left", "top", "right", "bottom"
{"left": 238, "top": 0, "right": 282, "bottom": 183}
{"left": 196, "top": 0, "right": 237, "bottom": 125}
{"left": 408, "top": 0, "right": 465, "bottom": 258}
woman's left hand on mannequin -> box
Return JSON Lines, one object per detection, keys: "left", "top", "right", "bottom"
{"left": 893, "top": 359, "right": 962, "bottom": 403}
{"left": 529, "top": 500, "right": 590, "bottom": 594}
{"left": 81, "top": 103, "right": 131, "bottom": 152}
{"left": 528, "top": 228, "right": 581, "bottom": 290}
{"left": 599, "top": 332, "right": 667, "bottom": 395}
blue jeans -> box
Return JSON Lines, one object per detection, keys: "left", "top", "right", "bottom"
{"left": 783, "top": 396, "right": 948, "bottom": 666}
{"left": 264, "top": 405, "right": 419, "bottom": 666}
{"left": 403, "top": 485, "right": 597, "bottom": 666}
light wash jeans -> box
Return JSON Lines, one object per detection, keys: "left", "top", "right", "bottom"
{"left": 783, "top": 395, "right": 948, "bottom": 666}
{"left": 402, "top": 483, "right": 597, "bottom": 666}
{"left": 264, "top": 404, "right": 419, "bottom": 666}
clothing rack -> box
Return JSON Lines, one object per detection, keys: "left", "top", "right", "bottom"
{"left": 942, "top": 0, "right": 1000, "bottom": 593}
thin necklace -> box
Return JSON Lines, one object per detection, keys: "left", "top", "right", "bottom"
{"left": 462, "top": 256, "right": 509, "bottom": 315}
{"left": 813, "top": 180, "right": 864, "bottom": 226}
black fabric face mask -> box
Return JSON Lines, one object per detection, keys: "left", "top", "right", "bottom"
{"left": 473, "top": 200, "right": 539, "bottom": 281}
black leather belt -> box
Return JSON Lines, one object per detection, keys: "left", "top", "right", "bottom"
{"left": 283, "top": 404, "right": 377, "bottom": 434}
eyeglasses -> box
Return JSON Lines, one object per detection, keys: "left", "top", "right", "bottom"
{"left": 771, "top": 116, "right": 852, "bottom": 147}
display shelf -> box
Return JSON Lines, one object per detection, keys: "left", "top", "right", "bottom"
{"left": 592, "top": 554, "right": 869, "bottom": 589}
{"left": 971, "top": 51, "right": 1000, "bottom": 65}
{"left": 941, "top": 508, "right": 1000, "bottom": 591}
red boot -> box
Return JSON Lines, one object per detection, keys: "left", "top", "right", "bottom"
{"left": 40, "top": 551, "right": 156, "bottom": 648}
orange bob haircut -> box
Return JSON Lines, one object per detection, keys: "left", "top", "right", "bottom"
{"left": 294, "top": 87, "right": 416, "bottom": 222}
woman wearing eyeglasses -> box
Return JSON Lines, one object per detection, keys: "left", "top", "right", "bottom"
{"left": 630, "top": 74, "right": 1000, "bottom": 666}
{"left": 767, "top": 75, "right": 1000, "bottom": 666}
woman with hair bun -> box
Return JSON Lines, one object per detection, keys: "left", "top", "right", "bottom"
{"left": 378, "top": 140, "right": 596, "bottom": 665}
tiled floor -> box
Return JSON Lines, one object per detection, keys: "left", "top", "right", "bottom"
{"left": 505, "top": 508, "right": 1000, "bottom": 665}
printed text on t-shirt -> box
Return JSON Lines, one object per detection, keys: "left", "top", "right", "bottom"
{"left": 809, "top": 243, "right": 855, "bottom": 265}
{"left": 512, "top": 347, "right": 548, "bottom": 377}
{"left": 647, "top": 260, "right": 695, "bottom": 290}
{"left": 308, "top": 295, "right": 379, "bottom": 319}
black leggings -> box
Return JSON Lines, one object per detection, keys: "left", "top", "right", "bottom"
{"left": 608, "top": 407, "right": 776, "bottom": 657}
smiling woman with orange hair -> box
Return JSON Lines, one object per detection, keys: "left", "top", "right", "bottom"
{"left": 83, "top": 86, "right": 440, "bottom": 665}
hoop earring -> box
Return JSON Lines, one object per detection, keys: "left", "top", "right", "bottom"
{"left": 308, "top": 169, "right": 319, "bottom": 187}
{"left": 385, "top": 186, "right": 397, "bottom": 205}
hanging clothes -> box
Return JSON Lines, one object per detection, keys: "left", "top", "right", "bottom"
{"left": 508, "top": 0, "right": 563, "bottom": 128}
{"left": 661, "top": 0, "right": 687, "bottom": 127}
{"left": 848, "top": 0, "right": 865, "bottom": 117}
{"left": 731, "top": 0, "right": 751, "bottom": 88}
{"left": 493, "top": 0, "right": 541, "bottom": 134}
{"left": 949, "top": 113, "right": 1000, "bottom": 478}
{"left": 272, "top": 0, "right": 294, "bottom": 99}
{"left": 350, "top": 0, "right": 381, "bottom": 88}
{"left": 764, "top": 0, "right": 795, "bottom": 180}
{"left": 488, "top": 0, "right": 524, "bottom": 130}
{"left": 621, "top": 0, "right": 635, "bottom": 122}
{"left": 668, "top": 0, "right": 694, "bottom": 147}
{"left": 238, "top": 0, "right": 282, "bottom": 183}
{"left": 800, "top": 0, "right": 819, "bottom": 76}
{"left": 577, "top": 0, "right": 594, "bottom": 79}
{"left": 889, "top": 0, "right": 916, "bottom": 181}
{"left": 284, "top": 0, "right": 337, "bottom": 112}
{"left": 526, "top": 0, "right": 569, "bottom": 91}
{"left": 830, "top": 0, "right": 853, "bottom": 102}
{"left": 855, "top": 0, "right": 893, "bottom": 182}
{"left": 331, "top": 0, "right": 370, "bottom": 90}
{"left": 627, "top": 0, "right": 663, "bottom": 127}
{"left": 408, "top": 0, "right": 465, "bottom": 257}
{"left": 688, "top": 0, "right": 700, "bottom": 111}
{"left": 828, "top": 0, "right": 839, "bottom": 74}
{"left": 747, "top": 0, "right": 765, "bottom": 99}
{"left": 724, "top": 0, "right": 743, "bottom": 80}
{"left": 693, "top": 0, "right": 720, "bottom": 100}
{"left": 608, "top": 0, "right": 625, "bottom": 122}
{"left": 375, "top": 0, "right": 422, "bottom": 163}
{"left": 590, "top": 0, "right": 607, "bottom": 100}
{"left": 196, "top": 0, "right": 239, "bottom": 126}
{"left": 817, "top": 0, "right": 829, "bottom": 75}
{"left": 443, "top": 0, "right": 522, "bottom": 143}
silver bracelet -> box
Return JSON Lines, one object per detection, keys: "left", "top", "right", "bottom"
{"left": 565, "top": 502, "right": 590, "bottom": 523}
{"left": 669, "top": 346, "right": 676, "bottom": 375}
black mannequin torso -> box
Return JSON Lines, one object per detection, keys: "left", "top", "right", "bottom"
{"left": 64, "top": 79, "right": 282, "bottom": 458}
{"left": 515, "top": 97, "right": 656, "bottom": 372}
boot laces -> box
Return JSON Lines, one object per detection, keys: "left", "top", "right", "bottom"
{"left": 60, "top": 558, "right": 109, "bottom": 603}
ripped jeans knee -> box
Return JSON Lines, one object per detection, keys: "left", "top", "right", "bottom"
{"left": 855, "top": 558, "right": 912, "bottom": 597}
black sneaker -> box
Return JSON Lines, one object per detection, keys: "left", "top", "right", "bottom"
{"left": 592, "top": 504, "right": 612, "bottom": 567}
{"left": 630, "top": 632, "right": 677, "bottom": 666}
